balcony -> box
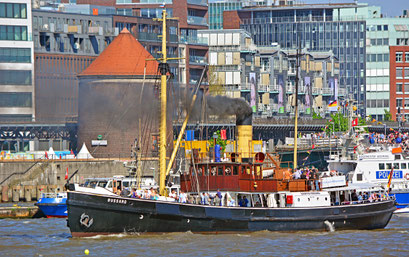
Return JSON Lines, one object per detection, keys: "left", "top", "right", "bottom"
{"left": 338, "top": 88, "right": 346, "bottom": 96}
{"left": 269, "top": 103, "right": 278, "bottom": 112}
{"left": 180, "top": 35, "right": 208, "bottom": 45}
{"left": 67, "top": 25, "right": 81, "bottom": 34}
{"left": 88, "top": 26, "right": 103, "bottom": 35}
{"left": 187, "top": 16, "right": 207, "bottom": 26}
{"left": 189, "top": 55, "right": 207, "bottom": 65}
{"left": 312, "top": 87, "right": 322, "bottom": 95}
{"left": 138, "top": 32, "right": 160, "bottom": 41}
{"left": 322, "top": 87, "right": 333, "bottom": 96}
{"left": 187, "top": 0, "right": 207, "bottom": 6}
{"left": 270, "top": 84, "right": 279, "bottom": 93}
{"left": 139, "top": 0, "right": 172, "bottom": 3}
{"left": 258, "top": 84, "right": 268, "bottom": 92}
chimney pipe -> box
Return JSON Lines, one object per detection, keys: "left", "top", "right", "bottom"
{"left": 236, "top": 113, "right": 253, "bottom": 161}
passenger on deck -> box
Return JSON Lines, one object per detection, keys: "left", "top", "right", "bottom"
{"left": 358, "top": 193, "right": 363, "bottom": 202}
{"left": 131, "top": 188, "right": 137, "bottom": 198}
{"left": 200, "top": 192, "right": 205, "bottom": 204}
{"left": 216, "top": 189, "right": 223, "bottom": 206}
{"left": 179, "top": 191, "right": 187, "bottom": 203}
{"left": 169, "top": 189, "right": 177, "bottom": 200}
{"left": 351, "top": 190, "right": 358, "bottom": 202}
{"left": 204, "top": 193, "right": 210, "bottom": 205}
{"left": 243, "top": 196, "right": 249, "bottom": 207}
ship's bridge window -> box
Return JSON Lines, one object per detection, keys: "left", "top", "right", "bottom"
{"left": 218, "top": 166, "right": 223, "bottom": 176}
{"left": 98, "top": 181, "right": 108, "bottom": 188}
{"left": 107, "top": 181, "right": 112, "bottom": 188}
{"left": 401, "top": 163, "right": 407, "bottom": 169}
{"left": 357, "top": 174, "right": 363, "bottom": 181}
{"left": 233, "top": 166, "right": 239, "bottom": 175}
{"left": 386, "top": 163, "right": 392, "bottom": 169}
{"left": 211, "top": 167, "right": 216, "bottom": 176}
{"left": 395, "top": 155, "right": 401, "bottom": 160}
{"left": 123, "top": 181, "right": 129, "bottom": 188}
{"left": 225, "top": 166, "right": 232, "bottom": 175}
{"left": 379, "top": 163, "right": 385, "bottom": 170}
{"left": 394, "top": 163, "right": 400, "bottom": 169}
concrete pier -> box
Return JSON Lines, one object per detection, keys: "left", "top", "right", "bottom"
{"left": 0, "top": 205, "right": 43, "bottom": 218}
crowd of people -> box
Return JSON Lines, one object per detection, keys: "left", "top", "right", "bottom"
{"left": 292, "top": 166, "right": 320, "bottom": 190}
{"left": 368, "top": 132, "right": 409, "bottom": 151}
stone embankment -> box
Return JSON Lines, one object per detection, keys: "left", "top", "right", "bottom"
{"left": 0, "top": 159, "right": 158, "bottom": 202}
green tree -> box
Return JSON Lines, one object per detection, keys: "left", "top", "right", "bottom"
{"left": 324, "top": 112, "right": 349, "bottom": 133}
{"left": 312, "top": 111, "right": 322, "bottom": 120}
{"left": 384, "top": 109, "right": 392, "bottom": 121}
{"left": 208, "top": 130, "right": 227, "bottom": 152}
{"left": 324, "top": 112, "right": 367, "bottom": 133}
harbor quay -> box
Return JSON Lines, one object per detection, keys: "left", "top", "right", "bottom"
{"left": 0, "top": 159, "right": 158, "bottom": 203}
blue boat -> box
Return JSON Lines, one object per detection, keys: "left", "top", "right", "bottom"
{"left": 390, "top": 191, "right": 409, "bottom": 210}
{"left": 35, "top": 192, "right": 67, "bottom": 218}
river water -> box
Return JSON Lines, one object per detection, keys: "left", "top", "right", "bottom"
{"left": 1, "top": 214, "right": 409, "bottom": 256}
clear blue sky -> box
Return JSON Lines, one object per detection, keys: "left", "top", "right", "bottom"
{"left": 309, "top": 0, "right": 407, "bottom": 17}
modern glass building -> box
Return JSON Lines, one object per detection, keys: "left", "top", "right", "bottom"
{"left": 0, "top": 0, "right": 35, "bottom": 122}
{"left": 349, "top": 6, "right": 409, "bottom": 121}
{"left": 232, "top": 3, "right": 367, "bottom": 115}
{"left": 209, "top": 0, "right": 243, "bottom": 30}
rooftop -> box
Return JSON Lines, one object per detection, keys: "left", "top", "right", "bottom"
{"left": 80, "top": 28, "right": 159, "bottom": 77}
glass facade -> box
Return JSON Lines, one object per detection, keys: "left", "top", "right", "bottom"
{"left": 0, "top": 92, "right": 32, "bottom": 107}
{"left": 0, "top": 48, "right": 31, "bottom": 63}
{"left": 0, "top": 70, "right": 32, "bottom": 85}
{"left": 0, "top": 3, "right": 27, "bottom": 19}
{"left": 0, "top": 25, "right": 28, "bottom": 41}
{"left": 240, "top": 9, "right": 366, "bottom": 115}
{"left": 209, "top": 1, "right": 242, "bottom": 30}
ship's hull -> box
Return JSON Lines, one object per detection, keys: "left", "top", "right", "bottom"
{"left": 35, "top": 202, "right": 67, "bottom": 218}
{"left": 389, "top": 191, "right": 409, "bottom": 209}
{"left": 67, "top": 191, "right": 395, "bottom": 237}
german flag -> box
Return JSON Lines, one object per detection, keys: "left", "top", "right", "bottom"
{"left": 328, "top": 100, "right": 337, "bottom": 107}
{"left": 387, "top": 168, "right": 394, "bottom": 192}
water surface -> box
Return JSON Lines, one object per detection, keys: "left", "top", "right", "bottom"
{"left": 1, "top": 214, "right": 408, "bottom": 256}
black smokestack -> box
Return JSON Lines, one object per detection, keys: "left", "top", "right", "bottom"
{"left": 236, "top": 113, "right": 252, "bottom": 126}
{"left": 185, "top": 91, "right": 252, "bottom": 123}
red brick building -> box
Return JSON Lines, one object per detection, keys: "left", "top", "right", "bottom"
{"left": 390, "top": 46, "right": 409, "bottom": 120}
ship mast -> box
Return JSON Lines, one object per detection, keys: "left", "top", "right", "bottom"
{"left": 158, "top": 9, "right": 168, "bottom": 196}
{"left": 293, "top": 39, "right": 301, "bottom": 170}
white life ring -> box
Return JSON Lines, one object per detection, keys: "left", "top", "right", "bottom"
{"left": 405, "top": 173, "right": 409, "bottom": 180}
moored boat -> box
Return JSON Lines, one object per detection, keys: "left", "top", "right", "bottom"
{"left": 35, "top": 192, "right": 67, "bottom": 218}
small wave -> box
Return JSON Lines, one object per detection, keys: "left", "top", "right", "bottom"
{"left": 80, "top": 233, "right": 131, "bottom": 240}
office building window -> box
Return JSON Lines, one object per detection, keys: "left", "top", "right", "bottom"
{"left": 0, "top": 3, "right": 27, "bottom": 19}
{"left": 397, "top": 67, "right": 403, "bottom": 79}
{"left": 397, "top": 99, "right": 403, "bottom": 108}
{"left": 0, "top": 70, "right": 31, "bottom": 85}
{"left": 0, "top": 92, "right": 32, "bottom": 107}
{"left": 396, "top": 52, "right": 403, "bottom": 62}
{"left": 0, "top": 25, "right": 28, "bottom": 41}
{"left": 405, "top": 83, "right": 409, "bottom": 92}
{"left": 405, "top": 68, "right": 409, "bottom": 79}
{"left": 384, "top": 25, "right": 388, "bottom": 31}
{"left": 0, "top": 48, "right": 31, "bottom": 63}
{"left": 397, "top": 83, "right": 403, "bottom": 92}
{"left": 406, "top": 53, "right": 409, "bottom": 62}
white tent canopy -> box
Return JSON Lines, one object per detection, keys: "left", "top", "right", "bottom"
{"left": 47, "top": 147, "right": 59, "bottom": 159}
{"left": 77, "top": 143, "right": 94, "bottom": 159}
